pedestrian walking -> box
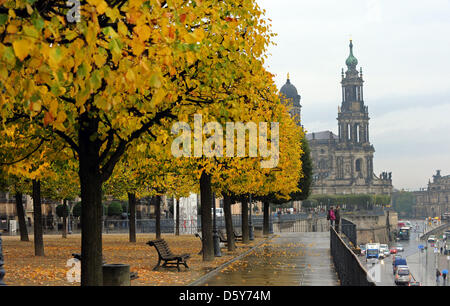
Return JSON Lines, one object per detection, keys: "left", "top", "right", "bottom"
{"left": 436, "top": 268, "right": 441, "bottom": 282}
{"left": 442, "top": 269, "right": 448, "bottom": 283}
{"left": 334, "top": 205, "right": 341, "bottom": 233}
{"left": 327, "top": 206, "right": 336, "bottom": 227}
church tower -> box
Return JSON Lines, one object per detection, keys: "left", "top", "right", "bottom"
{"left": 337, "top": 40, "right": 375, "bottom": 182}
{"left": 307, "top": 39, "right": 392, "bottom": 195}
{"left": 338, "top": 40, "right": 370, "bottom": 145}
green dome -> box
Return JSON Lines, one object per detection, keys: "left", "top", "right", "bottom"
{"left": 345, "top": 40, "right": 358, "bottom": 69}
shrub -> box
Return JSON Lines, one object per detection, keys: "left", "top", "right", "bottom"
{"left": 107, "top": 202, "right": 123, "bottom": 216}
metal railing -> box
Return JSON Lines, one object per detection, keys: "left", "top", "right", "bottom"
{"left": 341, "top": 218, "right": 357, "bottom": 246}
{"left": 330, "top": 226, "right": 376, "bottom": 286}
{"left": 2, "top": 213, "right": 330, "bottom": 236}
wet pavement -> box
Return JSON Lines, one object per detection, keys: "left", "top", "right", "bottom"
{"left": 200, "top": 232, "right": 339, "bottom": 286}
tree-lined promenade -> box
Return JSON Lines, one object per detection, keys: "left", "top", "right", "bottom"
{"left": 0, "top": 0, "right": 312, "bottom": 286}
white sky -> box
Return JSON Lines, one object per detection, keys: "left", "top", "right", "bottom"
{"left": 258, "top": 0, "right": 450, "bottom": 190}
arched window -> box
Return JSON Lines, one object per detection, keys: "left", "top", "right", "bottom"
{"left": 347, "top": 123, "right": 351, "bottom": 140}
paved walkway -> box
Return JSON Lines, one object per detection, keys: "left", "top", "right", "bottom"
{"left": 199, "top": 232, "right": 339, "bottom": 286}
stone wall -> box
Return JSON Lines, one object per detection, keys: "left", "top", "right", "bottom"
{"left": 343, "top": 210, "right": 398, "bottom": 245}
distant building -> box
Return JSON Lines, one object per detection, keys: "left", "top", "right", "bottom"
{"left": 280, "top": 73, "right": 302, "bottom": 126}
{"left": 413, "top": 170, "right": 450, "bottom": 218}
{"left": 304, "top": 40, "right": 393, "bottom": 195}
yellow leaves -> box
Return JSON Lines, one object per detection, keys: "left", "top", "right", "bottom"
{"left": 93, "top": 53, "right": 106, "bottom": 67}
{"left": 43, "top": 111, "right": 55, "bottom": 126}
{"left": 87, "top": 0, "right": 108, "bottom": 14}
{"left": 186, "top": 51, "right": 196, "bottom": 65}
{"left": 12, "top": 39, "right": 32, "bottom": 61}
{"left": 6, "top": 24, "right": 18, "bottom": 34}
{"left": 149, "top": 72, "right": 162, "bottom": 88}
{"left": 125, "top": 69, "right": 136, "bottom": 83}
{"left": 49, "top": 99, "right": 58, "bottom": 117}
{"left": 29, "top": 101, "right": 42, "bottom": 113}
{"left": 48, "top": 46, "right": 64, "bottom": 69}
{"left": 135, "top": 24, "right": 151, "bottom": 42}
{"left": 151, "top": 88, "right": 166, "bottom": 106}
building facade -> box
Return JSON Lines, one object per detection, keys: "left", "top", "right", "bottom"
{"left": 413, "top": 170, "right": 450, "bottom": 218}
{"left": 304, "top": 40, "right": 393, "bottom": 195}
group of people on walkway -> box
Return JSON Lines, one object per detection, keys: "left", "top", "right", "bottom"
{"left": 327, "top": 205, "right": 341, "bottom": 233}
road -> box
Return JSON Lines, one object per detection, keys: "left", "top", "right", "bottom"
{"left": 359, "top": 220, "right": 442, "bottom": 286}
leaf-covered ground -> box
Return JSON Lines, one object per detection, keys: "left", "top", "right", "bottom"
{"left": 1, "top": 233, "right": 264, "bottom": 286}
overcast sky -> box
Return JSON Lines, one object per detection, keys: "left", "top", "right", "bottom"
{"left": 258, "top": 0, "right": 450, "bottom": 191}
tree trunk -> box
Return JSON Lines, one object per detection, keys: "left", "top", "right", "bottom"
{"left": 15, "top": 192, "right": 29, "bottom": 242}
{"left": 62, "top": 199, "right": 68, "bottom": 239}
{"left": 200, "top": 171, "right": 214, "bottom": 261}
{"left": 263, "top": 201, "right": 270, "bottom": 236}
{"left": 155, "top": 195, "right": 161, "bottom": 239}
{"left": 223, "top": 193, "right": 235, "bottom": 251}
{"left": 32, "top": 180, "right": 45, "bottom": 256}
{"left": 241, "top": 197, "right": 249, "bottom": 244}
{"left": 175, "top": 198, "right": 180, "bottom": 236}
{"left": 79, "top": 117, "right": 103, "bottom": 286}
{"left": 128, "top": 192, "right": 136, "bottom": 243}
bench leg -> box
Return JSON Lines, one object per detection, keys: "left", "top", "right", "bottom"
{"left": 183, "top": 261, "right": 189, "bottom": 270}
{"left": 177, "top": 260, "right": 181, "bottom": 272}
{"left": 153, "top": 258, "right": 162, "bottom": 271}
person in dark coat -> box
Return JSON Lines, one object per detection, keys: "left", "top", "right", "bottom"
{"left": 334, "top": 205, "right": 341, "bottom": 233}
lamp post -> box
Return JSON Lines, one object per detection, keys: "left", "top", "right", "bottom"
{"left": 212, "top": 192, "right": 221, "bottom": 257}
{"left": 249, "top": 194, "right": 254, "bottom": 241}
{"left": 0, "top": 233, "right": 5, "bottom": 285}
{"left": 269, "top": 202, "right": 274, "bottom": 234}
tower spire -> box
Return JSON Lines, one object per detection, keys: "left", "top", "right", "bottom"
{"left": 345, "top": 39, "right": 358, "bottom": 70}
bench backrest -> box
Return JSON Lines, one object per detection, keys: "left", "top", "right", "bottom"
{"left": 233, "top": 228, "right": 242, "bottom": 237}
{"left": 218, "top": 229, "right": 227, "bottom": 241}
{"left": 147, "top": 239, "right": 174, "bottom": 259}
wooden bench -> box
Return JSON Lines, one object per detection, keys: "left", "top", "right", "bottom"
{"left": 146, "top": 239, "right": 190, "bottom": 272}
{"left": 71, "top": 253, "right": 138, "bottom": 280}
{"left": 233, "top": 228, "right": 243, "bottom": 241}
{"left": 218, "top": 228, "right": 236, "bottom": 244}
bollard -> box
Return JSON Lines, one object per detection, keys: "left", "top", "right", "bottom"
{"left": 102, "top": 264, "right": 130, "bottom": 286}
{"left": 0, "top": 233, "right": 6, "bottom": 285}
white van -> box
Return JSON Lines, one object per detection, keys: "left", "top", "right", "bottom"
{"left": 211, "top": 207, "right": 224, "bottom": 217}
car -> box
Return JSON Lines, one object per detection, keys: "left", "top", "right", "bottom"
{"left": 408, "top": 281, "right": 421, "bottom": 286}
{"left": 390, "top": 248, "right": 398, "bottom": 254}
{"left": 395, "top": 265, "right": 412, "bottom": 285}
{"left": 380, "top": 244, "right": 390, "bottom": 257}
{"left": 393, "top": 257, "right": 407, "bottom": 275}
{"left": 395, "top": 244, "right": 404, "bottom": 252}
